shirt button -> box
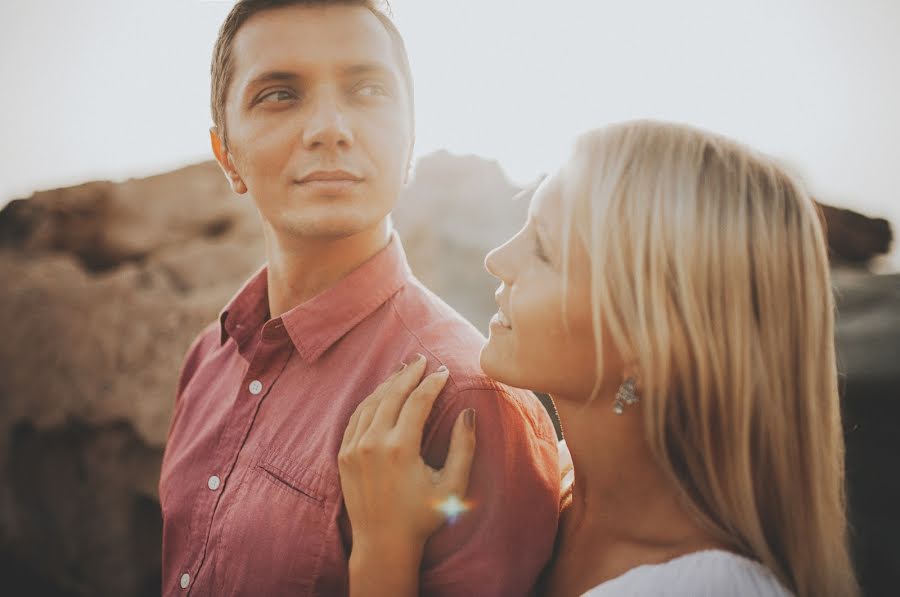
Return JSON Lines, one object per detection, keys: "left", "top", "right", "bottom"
{"left": 180, "top": 573, "right": 190, "bottom": 589}
{"left": 208, "top": 475, "right": 221, "bottom": 491}
{"left": 248, "top": 380, "right": 263, "bottom": 395}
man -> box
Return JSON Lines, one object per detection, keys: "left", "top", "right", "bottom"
{"left": 158, "top": 1, "right": 560, "bottom": 595}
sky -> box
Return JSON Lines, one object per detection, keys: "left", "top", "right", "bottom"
{"left": 1, "top": 0, "right": 898, "bottom": 265}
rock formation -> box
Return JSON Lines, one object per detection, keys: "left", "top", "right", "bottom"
{"left": 0, "top": 153, "right": 897, "bottom": 596}
{"left": 818, "top": 203, "right": 894, "bottom": 265}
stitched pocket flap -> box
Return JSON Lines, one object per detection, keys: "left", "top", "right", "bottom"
{"left": 255, "top": 450, "right": 336, "bottom": 503}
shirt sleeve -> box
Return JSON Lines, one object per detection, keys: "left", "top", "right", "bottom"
{"left": 167, "top": 321, "right": 218, "bottom": 439}
{"left": 173, "top": 321, "right": 218, "bottom": 403}
{"left": 159, "top": 321, "right": 219, "bottom": 505}
{"left": 418, "top": 386, "right": 560, "bottom": 597}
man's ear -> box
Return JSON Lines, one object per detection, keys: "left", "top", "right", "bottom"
{"left": 210, "top": 127, "right": 248, "bottom": 194}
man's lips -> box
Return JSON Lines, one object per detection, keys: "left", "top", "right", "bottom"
{"left": 295, "top": 170, "right": 363, "bottom": 184}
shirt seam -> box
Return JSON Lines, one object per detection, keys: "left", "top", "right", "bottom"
{"left": 448, "top": 386, "right": 557, "bottom": 448}
{"left": 300, "top": 279, "right": 409, "bottom": 361}
{"left": 416, "top": 385, "right": 558, "bottom": 587}
{"left": 386, "top": 295, "right": 555, "bottom": 446}
{"left": 386, "top": 296, "right": 500, "bottom": 394}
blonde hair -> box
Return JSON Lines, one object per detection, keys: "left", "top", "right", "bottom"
{"left": 562, "top": 120, "right": 858, "bottom": 597}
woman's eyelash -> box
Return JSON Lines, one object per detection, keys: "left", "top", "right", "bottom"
{"left": 534, "top": 234, "right": 550, "bottom": 262}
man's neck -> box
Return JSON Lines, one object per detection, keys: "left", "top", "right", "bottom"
{"left": 263, "top": 218, "right": 393, "bottom": 318}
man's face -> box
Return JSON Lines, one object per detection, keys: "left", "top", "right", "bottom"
{"left": 218, "top": 5, "right": 413, "bottom": 239}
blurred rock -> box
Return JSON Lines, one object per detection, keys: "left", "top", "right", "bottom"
{"left": 819, "top": 203, "right": 894, "bottom": 265}
{"left": 0, "top": 163, "right": 263, "bottom": 273}
{"left": 394, "top": 150, "right": 529, "bottom": 328}
{"left": 0, "top": 163, "right": 266, "bottom": 596}
{"left": 0, "top": 153, "right": 897, "bottom": 596}
{"left": 832, "top": 268, "right": 900, "bottom": 597}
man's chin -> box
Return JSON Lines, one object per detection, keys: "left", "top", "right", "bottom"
{"left": 279, "top": 223, "right": 367, "bottom": 240}
{"left": 273, "top": 210, "right": 384, "bottom": 240}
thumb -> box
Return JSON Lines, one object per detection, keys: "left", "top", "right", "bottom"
{"left": 439, "top": 409, "right": 477, "bottom": 496}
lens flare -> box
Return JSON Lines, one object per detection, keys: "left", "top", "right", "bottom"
{"left": 434, "top": 494, "right": 471, "bottom": 524}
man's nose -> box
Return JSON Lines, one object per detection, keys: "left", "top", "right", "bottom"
{"left": 302, "top": 90, "right": 353, "bottom": 150}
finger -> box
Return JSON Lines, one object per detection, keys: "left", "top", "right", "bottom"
{"left": 396, "top": 366, "right": 450, "bottom": 447}
{"left": 369, "top": 360, "right": 411, "bottom": 402}
{"left": 438, "top": 409, "right": 477, "bottom": 497}
{"left": 370, "top": 354, "right": 428, "bottom": 431}
{"left": 341, "top": 403, "right": 363, "bottom": 453}
{"left": 349, "top": 398, "right": 383, "bottom": 447}
{"left": 345, "top": 361, "right": 409, "bottom": 447}
{"left": 346, "top": 397, "right": 380, "bottom": 449}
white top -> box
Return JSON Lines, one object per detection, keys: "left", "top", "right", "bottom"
{"left": 580, "top": 549, "right": 793, "bottom": 597}
{"left": 554, "top": 443, "right": 792, "bottom": 597}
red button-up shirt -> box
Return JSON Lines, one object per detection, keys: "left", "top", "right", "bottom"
{"left": 159, "top": 234, "right": 560, "bottom": 596}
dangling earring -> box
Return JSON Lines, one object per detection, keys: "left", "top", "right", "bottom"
{"left": 613, "top": 377, "right": 639, "bottom": 415}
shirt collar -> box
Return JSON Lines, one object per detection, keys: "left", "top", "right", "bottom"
{"left": 218, "top": 232, "right": 412, "bottom": 361}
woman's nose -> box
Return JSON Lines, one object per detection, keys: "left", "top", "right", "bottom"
{"left": 484, "top": 243, "right": 510, "bottom": 283}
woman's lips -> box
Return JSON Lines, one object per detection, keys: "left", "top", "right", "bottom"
{"left": 490, "top": 307, "right": 512, "bottom": 330}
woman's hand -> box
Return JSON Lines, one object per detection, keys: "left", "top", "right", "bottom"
{"left": 338, "top": 354, "right": 477, "bottom": 595}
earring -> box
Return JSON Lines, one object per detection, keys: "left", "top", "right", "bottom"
{"left": 613, "top": 377, "right": 639, "bottom": 415}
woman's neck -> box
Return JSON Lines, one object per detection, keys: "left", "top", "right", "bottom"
{"left": 544, "top": 393, "right": 725, "bottom": 595}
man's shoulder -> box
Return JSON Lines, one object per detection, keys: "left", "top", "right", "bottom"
{"left": 175, "top": 320, "right": 221, "bottom": 397}
{"left": 386, "top": 282, "right": 556, "bottom": 444}
{"left": 389, "top": 277, "right": 487, "bottom": 346}
{"left": 387, "top": 277, "right": 495, "bottom": 390}
{"left": 187, "top": 319, "right": 221, "bottom": 358}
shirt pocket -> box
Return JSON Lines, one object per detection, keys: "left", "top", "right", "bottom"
{"left": 215, "top": 448, "right": 340, "bottom": 596}
{"left": 256, "top": 454, "right": 330, "bottom": 505}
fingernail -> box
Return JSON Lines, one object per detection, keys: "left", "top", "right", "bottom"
{"left": 436, "top": 365, "right": 448, "bottom": 374}
{"left": 464, "top": 408, "right": 476, "bottom": 430}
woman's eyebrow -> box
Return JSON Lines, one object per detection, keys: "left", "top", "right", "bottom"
{"left": 532, "top": 215, "right": 548, "bottom": 243}
{"left": 531, "top": 213, "right": 559, "bottom": 260}
{"left": 512, "top": 174, "right": 547, "bottom": 202}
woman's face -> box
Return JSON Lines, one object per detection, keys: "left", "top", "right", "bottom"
{"left": 480, "top": 171, "right": 608, "bottom": 402}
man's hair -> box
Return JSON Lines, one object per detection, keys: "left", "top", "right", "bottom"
{"left": 210, "top": 0, "right": 414, "bottom": 147}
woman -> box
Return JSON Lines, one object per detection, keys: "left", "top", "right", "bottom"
{"left": 337, "top": 120, "right": 859, "bottom": 596}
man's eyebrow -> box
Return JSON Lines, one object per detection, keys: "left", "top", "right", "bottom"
{"left": 245, "top": 71, "right": 301, "bottom": 90}
{"left": 243, "top": 65, "right": 396, "bottom": 94}
{"left": 340, "top": 62, "right": 394, "bottom": 77}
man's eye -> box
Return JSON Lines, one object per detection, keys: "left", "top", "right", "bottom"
{"left": 259, "top": 89, "right": 296, "bottom": 103}
{"left": 355, "top": 83, "right": 388, "bottom": 97}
